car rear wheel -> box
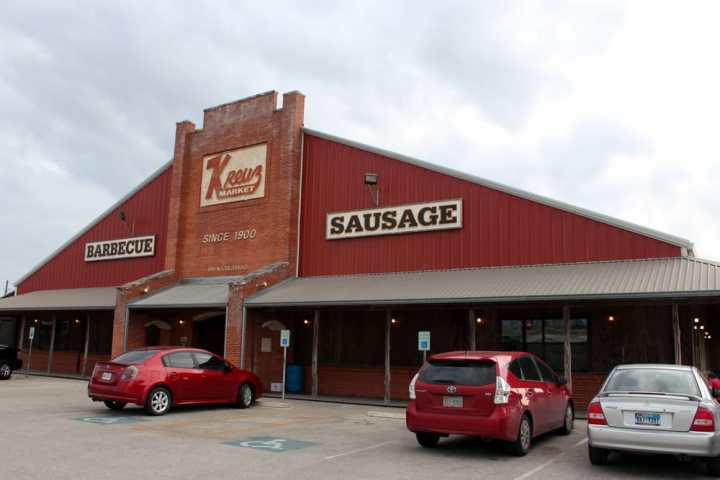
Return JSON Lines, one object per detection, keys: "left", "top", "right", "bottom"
{"left": 558, "top": 403, "right": 574, "bottom": 435}
{"left": 103, "top": 400, "right": 127, "bottom": 411}
{"left": 416, "top": 432, "right": 440, "bottom": 448}
{"left": 510, "top": 414, "right": 532, "bottom": 456}
{"left": 236, "top": 383, "right": 254, "bottom": 409}
{"left": 708, "top": 458, "right": 720, "bottom": 477}
{"left": 588, "top": 444, "right": 609, "bottom": 465}
{"left": 145, "top": 387, "right": 172, "bottom": 416}
{"left": 0, "top": 363, "right": 12, "bottom": 380}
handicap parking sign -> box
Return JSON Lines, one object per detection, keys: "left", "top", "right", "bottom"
{"left": 224, "top": 436, "right": 316, "bottom": 453}
{"left": 418, "top": 331, "right": 431, "bottom": 351}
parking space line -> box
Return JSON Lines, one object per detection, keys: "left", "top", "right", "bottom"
{"left": 512, "top": 438, "right": 588, "bottom": 480}
{"left": 323, "top": 440, "right": 397, "bottom": 460}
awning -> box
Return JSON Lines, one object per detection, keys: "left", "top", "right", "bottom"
{"left": 0, "top": 287, "right": 117, "bottom": 311}
{"left": 130, "top": 281, "right": 230, "bottom": 309}
{"left": 245, "top": 256, "right": 720, "bottom": 307}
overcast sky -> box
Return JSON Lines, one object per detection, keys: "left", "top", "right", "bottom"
{"left": 1, "top": 1, "right": 719, "bottom": 290}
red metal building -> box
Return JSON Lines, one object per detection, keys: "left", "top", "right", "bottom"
{"left": 1, "top": 89, "right": 719, "bottom": 412}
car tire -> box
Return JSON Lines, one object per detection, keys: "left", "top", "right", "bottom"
{"left": 145, "top": 387, "right": 172, "bottom": 416}
{"left": 708, "top": 458, "right": 720, "bottom": 477}
{"left": 510, "top": 414, "right": 532, "bottom": 456}
{"left": 103, "top": 400, "right": 127, "bottom": 411}
{"left": 588, "top": 444, "right": 609, "bottom": 465}
{"left": 0, "top": 363, "right": 12, "bottom": 380}
{"left": 416, "top": 432, "right": 440, "bottom": 448}
{"left": 558, "top": 403, "right": 574, "bottom": 435}
{"left": 236, "top": 383, "right": 254, "bottom": 409}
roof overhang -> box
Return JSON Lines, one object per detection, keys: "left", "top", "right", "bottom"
{"left": 129, "top": 282, "right": 230, "bottom": 310}
{"left": 246, "top": 257, "right": 720, "bottom": 308}
{"left": 0, "top": 287, "right": 117, "bottom": 312}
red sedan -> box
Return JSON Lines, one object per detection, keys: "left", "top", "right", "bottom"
{"left": 88, "top": 347, "right": 262, "bottom": 415}
{"left": 406, "top": 351, "right": 574, "bottom": 455}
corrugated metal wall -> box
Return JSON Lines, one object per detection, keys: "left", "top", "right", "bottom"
{"left": 17, "top": 166, "right": 173, "bottom": 294}
{"left": 299, "top": 134, "right": 681, "bottom": 277}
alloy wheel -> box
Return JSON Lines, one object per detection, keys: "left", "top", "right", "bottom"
{"left": 151, "top": 390, "right": 169, "bottom": 413}
{"left": 0, "top": 364, "right": 10, "bottom": 378}
{"left": 242, "top": 385, "right": 253, "bottom": 406}
{"left": 565, "top": 405, "right": 574, "bottom": 431}
{"left": 520, "top": 418, "right": 531, "bottom": 451}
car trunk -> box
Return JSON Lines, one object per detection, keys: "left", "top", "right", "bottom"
{"left": 599, "top": 394, "right": 699, "bottom": 432}
{"left": 415, "top": 359, "right": 497, "bottom": 417}
{"left": 92, "top": 362, "right": 127, "bottom": 386}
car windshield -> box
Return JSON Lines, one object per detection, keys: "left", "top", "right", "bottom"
{"left": 112, "top": 350, "right": 159, "bottom": 365}
{"left": 419, "top": 360, "right": 496, "bottom": 386}
{"left": 603, "top": 368, "right": 700, "bottom": 397}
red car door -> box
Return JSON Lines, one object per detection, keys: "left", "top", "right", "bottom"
{"left": 516, "top": 355, "right": 552, "bottom": 433}
{"left": 163, "top": 351, "right": 204, "bottom": 402}
{"left": 193, "top": 352, "right": 236, "bottom": 401}
{"left": 533, "top": 356, "right": 566, "bottom": 430}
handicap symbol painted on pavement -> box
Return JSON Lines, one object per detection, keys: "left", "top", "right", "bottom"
{"left": 76, "top": 416, "right": 147, "bottom": 425}
{"left": 224, "top": 436, "right": 317, "bottom": 452}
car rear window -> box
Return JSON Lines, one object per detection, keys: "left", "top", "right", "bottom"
{"left": 112, "top": 350, "right": 158, "bottom": 365}
{"left": 419, "top": 360, "right": 496, "bottom": 386}
{"left": 604, "top": 368, "right": 700, "bottom": 397}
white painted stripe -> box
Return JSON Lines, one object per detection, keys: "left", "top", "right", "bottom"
{"left": 512, "top": 438, "right": 588, "bottom": 480}
{"left": 323, "top": 440, "right": 396, "bottom": 460}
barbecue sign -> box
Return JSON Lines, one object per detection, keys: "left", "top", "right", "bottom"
{"left": 326, "top": 199, "right": 463, "bottom": 240}
{"left": 200, "top": 144, "right": 267, "bottom": 207}
{"left": 84, "top": 235, "right": 156, "bottom": 262}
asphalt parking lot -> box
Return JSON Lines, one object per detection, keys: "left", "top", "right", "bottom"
{"left": 0, "top": 376, "right": 717, "bottom": 479}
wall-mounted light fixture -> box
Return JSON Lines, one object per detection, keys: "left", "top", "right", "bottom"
{"left": 700, "top": 325, "right": 705, "bottom": 330}
{"left": 608, "top": 315, "right": 616, "bottom": 322}
{"left": 74, "top": 319, "right": 81, "bottom": 324}
{"left": 178, "top": 320, "right": 184, "bottom": 325}
{"left": 391, "top": 317, "right": 397, "bottom": 325}
{"left": 142, "top": 286, "right": 150, "bottom": 294}
{"left": 476, "top": 317, "right": 483, "bottom": 324}
{"left": 303, "top": 319, "right": 310, "bottom": 326}
{"left": 694, "top": 317, "right": 700, "bottom": 324}
{"left": 364, "top": 172, "right": 379, "bottom": 207}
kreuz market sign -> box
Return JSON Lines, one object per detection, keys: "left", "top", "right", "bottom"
{"left": 326, "top": 199, "right": 463, "bottom": 240}
{"left": 85, "top": 235, "right": 156, "bottom": 262}
{"left": 200, "top": 144, "right": 267, "bottom": 207}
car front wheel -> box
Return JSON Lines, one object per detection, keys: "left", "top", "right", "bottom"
{"left": 146, "top": 387, "right": 172, "bottom": 416}
{"left": 416, "top": 432, "right": 440, "bottom": 448}
{"left": 588, "top": 444, "right": 609, "bottom": 465}
{"left": 510, "top": 414, "right": 532, "bottom": 456}
{"left": 236, "top": 383, "right": 254, "bottom": 409}
{"left": 0, "top": 363, "right": 12, "bottom": 380}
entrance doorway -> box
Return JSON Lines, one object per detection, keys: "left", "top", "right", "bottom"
{"left": 193, "top": 314, "right": 225, "bottom": 356}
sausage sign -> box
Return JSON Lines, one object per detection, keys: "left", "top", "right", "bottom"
{"left": 326, "top": 199, "right": 463, "bottom": 240}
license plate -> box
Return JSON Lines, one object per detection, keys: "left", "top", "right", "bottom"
{"left": 443, "top": 396, "right": 463, "bottom": 408}
{"left": 101, "top": 372, "right": 112, "bottom": 381}
{"left": 634, "top": 412, "right": 661, "bottom": 426}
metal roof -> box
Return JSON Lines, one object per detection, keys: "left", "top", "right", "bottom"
{"left": 130, "top": 280, "right": 231, "bottom": 309}
{"left": 304, "top": 128, "right": 694, "bottom": 252}
{"left": 14, "top": 160, "right": 173, "bottom": 287}
{"left": 0, "top": 287, "right": 117, "bottom": 311}
{"left": 245, "top": 257, "right": 720, "bottom": 307}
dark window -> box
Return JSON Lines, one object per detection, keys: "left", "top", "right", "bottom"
{"left": 517, "top": 356, "right": 541, "bottom": 381}
{"left": 508, "top": 360, "right": 524, "bottom": 380}
{"left": 113, "top": 350, "right": 158, "bottom": 365}
{"left": 501, "top": 318, "right": 588, "bottom": 371}
{"left": 163, "top": 351, "right": 196, "bottom": 369}
{"left": 419, "top": 360, "right": 496, "bottom": 386}
{"left": 194, "top": 352, "right": 226, "bottom": 371}
{"left": 535, "top": 357, "right": 558, "bottom": 383}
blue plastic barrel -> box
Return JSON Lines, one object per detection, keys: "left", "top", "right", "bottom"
{"left": 286, "top": 364, "right": 305, "bottom": 393}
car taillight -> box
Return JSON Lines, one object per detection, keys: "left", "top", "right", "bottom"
{"left": 691, "top": 406, "right": 716, "bottom": 432}
{"left": 121, "top": 365, "right": 138, "bottom": 380}
{"left": 494, "top": 376, "right": 511, "bottom": 404}
{"left": 587, "top": 401, "right": 607, "bottom": 425}
{"left": 409, "top": 373, "right": 419, "bottom": 400}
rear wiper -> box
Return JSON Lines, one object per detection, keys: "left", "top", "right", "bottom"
{"left": 601, "top": 391, "right": 702, "bottom": 402}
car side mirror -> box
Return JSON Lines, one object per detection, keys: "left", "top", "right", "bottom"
{"left": 224, "top": 362, "right": 233, "bottom": 373}
{"left": 712, "top": 388, "right": 720, "bottom": 398}
{"left": 557, "top": 376, "right": 568, "bottom": 386}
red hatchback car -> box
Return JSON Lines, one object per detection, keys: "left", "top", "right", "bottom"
{"left": 406, "top": 351, "right": 574, "bottom": 455}
{"left": 88, "top": 347, "right": 262, "bottom": 415}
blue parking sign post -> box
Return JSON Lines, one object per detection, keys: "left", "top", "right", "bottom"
{"left": 418, "top": 331, "right": 430, "bottom": 363}
{"left": 280, "top": 330, "right": 290, "bottom": 400}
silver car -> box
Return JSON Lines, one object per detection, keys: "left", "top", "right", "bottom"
{"left": 587, "top": 364, "right": 720, "bottom": 475}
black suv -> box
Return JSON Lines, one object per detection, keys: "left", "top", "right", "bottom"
{"left": 0, "top": 346, "right": 22, "bottom": 380}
